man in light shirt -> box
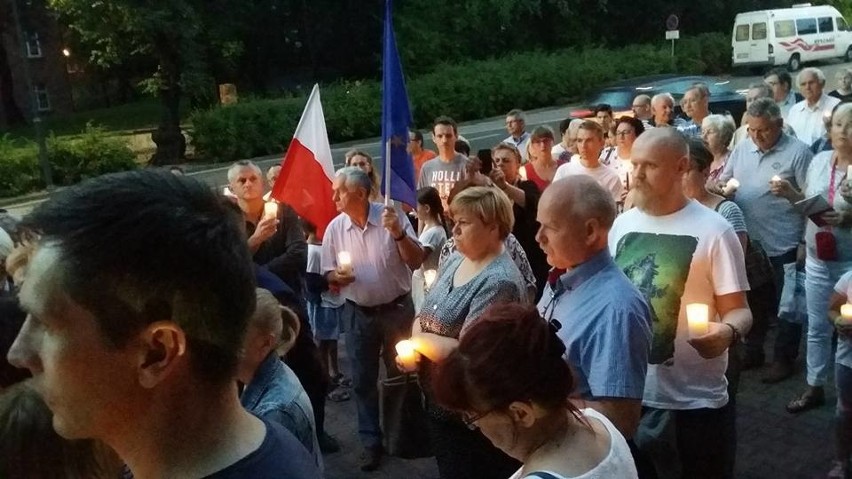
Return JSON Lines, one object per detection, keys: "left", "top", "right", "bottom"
{"left": 553, "top": 120, "right": 624, "bottom": 203}
{"left": 786, "top": 67, "right": 840, "bottom": 146}
{"left": 504, "top": 108, "right": 531, "bottom": 161}
{"left": 764, "top": 68, "right": 800, "bottom": 119}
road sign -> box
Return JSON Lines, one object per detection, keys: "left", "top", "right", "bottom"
{"left": 666, "top": 14, "right": 679, "bottom": 31}
{"left": 665, "top": 30, "right": 680, "bottom": 40}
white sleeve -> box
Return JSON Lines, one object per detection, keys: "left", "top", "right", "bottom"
{"left": 835, "top": 271, "right": 852, "bottom": 297}
{"left": 710, "top": 225, "right": 750, "bottom": 295}
{"left": 553, "top": 163, "right": 568, "bottom": 182}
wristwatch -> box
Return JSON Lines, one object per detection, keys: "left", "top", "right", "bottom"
{"left": 723, "top": 322, "right": 740, "bottom": 345}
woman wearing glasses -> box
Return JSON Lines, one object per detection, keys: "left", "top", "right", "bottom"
{"left": 432, "top": 303, "right": 638, "bottom": 479}
{"left": 403, "top": 186, "right": 527, "bottom": 479}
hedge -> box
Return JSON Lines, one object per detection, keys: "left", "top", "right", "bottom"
{"left": 0, "top": 125, "right": 137, "bottom": 198}
{"left": 190, "top": 32, "right": 732, "bottom": 162}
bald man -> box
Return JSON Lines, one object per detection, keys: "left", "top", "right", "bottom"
{"left": 632, "top": 94, "right": 653, "bottom": 128}
{"left": 536, "top": 175, "right": 651, "bottom": 442}
{"left": 609, "top": 128, "right": 752, "bottom": 479}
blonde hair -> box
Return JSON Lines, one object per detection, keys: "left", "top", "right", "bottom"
{"left": 450, "top": 186, "right": 514, "bottom": 240}
{"left": 252, "top": 288, "right": 301, "bottom": 355}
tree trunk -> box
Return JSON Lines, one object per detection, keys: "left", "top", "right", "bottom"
{"left": 150, "top": 84, "right": 185, "bottom": 165}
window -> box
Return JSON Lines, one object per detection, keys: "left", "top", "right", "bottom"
{"left": 818, "top": 17, "right": 834, "bottom": 33}
{"left": 796, "top": 17, "right": 817, "bottom": 35}
{"left": 25, "top": 32, "right": 42, "bottom": 58}
{"left": 775, "top": 20, "right": 796, "bottom": 38}
{"left": 838, "top": 17, "right": 849, "bottom": 32}
{"left": 735, "top": 24, "right": 750, "bottom": 41}
{"left": 753, "top": 22, "right": 767, "bottom": 40}
{"left": 33, "top": 84, "right": 50, "bottom": 111}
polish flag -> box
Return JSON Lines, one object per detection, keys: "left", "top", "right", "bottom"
{"left": 270, "top": 84, "right": 337, "bottom": 239}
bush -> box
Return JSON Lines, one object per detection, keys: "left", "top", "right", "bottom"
{"left": 190, "top": 32, "right": 731, "bottom": 163}
{"left": 0, "top": 125, "right": 137, "bottom": 198}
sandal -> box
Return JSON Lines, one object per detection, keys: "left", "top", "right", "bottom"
{"left": 786, "top": 387, "right": 825, "bottom": 414}
{"left": 327, "top": 388, "right": 351, "bottom": 402}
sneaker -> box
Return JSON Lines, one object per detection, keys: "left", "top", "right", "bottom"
{"left": 318, "top": 431, "right": 341, "bottom": 454}
{"left": 360, "top": 446, "right": 382, "bottom": 472}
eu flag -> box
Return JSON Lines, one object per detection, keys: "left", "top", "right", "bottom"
{"left": 380, "top": 0, "right": 416, "bottom": 207}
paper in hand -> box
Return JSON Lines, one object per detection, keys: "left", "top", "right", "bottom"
{"left": 794, "top": 195, "right": 834, "bottom": 227}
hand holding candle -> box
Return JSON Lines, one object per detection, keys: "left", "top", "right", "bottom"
{"left": 395, "top": 339, "right": 419, "bottom": 372}
{"left": 770, "top": 175, "right": 781, "bottom": 184}
{"left": 722, "top": 178, "right": 740, "bottom": 196}
{"left": 840, "top": 304, "right": 852, "bottom": 325}
{"left": 686, "top": 303, "right": 709, "bottom": 339}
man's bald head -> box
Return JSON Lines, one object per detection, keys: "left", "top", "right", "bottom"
{"left": 630, "top": 128, "right": 690, "bottom": 215}
{"left": 633, "top": 127, "right": 688, "bottom": 161}
{"left": 543, "top": 175, "right": 616, "bottom": 229}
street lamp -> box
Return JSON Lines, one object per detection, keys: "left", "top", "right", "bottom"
{"left": 10, "top": 0, "right": 53, "bottom": 189}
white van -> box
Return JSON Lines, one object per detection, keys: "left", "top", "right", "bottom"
{"left": 732, "top": 4, "right": 852, "bottom": 71}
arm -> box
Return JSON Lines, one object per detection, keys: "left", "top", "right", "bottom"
{"left": 410, "top": 319, "right": 461, "bottom": 363}
{"left": 261, "top": 206, "right": 308, "bottom": 281}
{"left": 688, "top": 291, "right": 752, "bottom": 359}
{"left": 382, "top": 207, "right": 423, "bottom": 270}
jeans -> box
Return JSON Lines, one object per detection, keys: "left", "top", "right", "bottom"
{"left": 345, "top": 295, "right": 414, "bottom": 448}
{"left": 836, "top": 363, "right": 852, "bottom": 460}
{"left": 805, "top": 257, "right": 852, "bottom": 387}
{"left": 770, "top": 248, "right": 804, "bottom": 364}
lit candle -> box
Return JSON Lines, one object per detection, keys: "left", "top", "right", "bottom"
{"left": 847, "top": 165, "right": 852, "bottom": 179}
{"left": 771, "top": 175, "right": 781, "bottom": 183}
{"left": 424, "top": 270, "right": 437, "bottom": 290}
{"left": 263, "top": 201, "right": 279, "bottom": 220}
{"left": 841, "top": 304, "right": 852, "bottom": 322}
{"left": 723, "top": 178, "right": 740, "bottom": 196}
{"left": 395, "top": 340, "right": 418, "bottom": 371}
{"left": 686, "top": 303, "right": 710, "bottom": 338}
{"left": 337, "top": 251, "right": 353, "bottom": 275}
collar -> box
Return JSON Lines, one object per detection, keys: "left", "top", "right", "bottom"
{"left": 512, "top": 132, "right": 530, "bottom": 144}
{"left": 796, "top": 94, "right": 830, "bottom": 112}
{"left": 344, "top": 202, "right": 382, "bottom": 230}
{"left": 241, "top": 353, "right": 283, "bottom": 408}
{"left": 749, "top": 132, "right": 790, "bottom": 154}
{"left": 556, "top": 249, "right": 612, "bottom": 293}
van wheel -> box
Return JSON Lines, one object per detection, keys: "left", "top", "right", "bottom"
{"left": 846, "top": 47, "right": 852, "bottom": 63}
{"left": 788, "top": 54, "right": 801, "bottom": 71}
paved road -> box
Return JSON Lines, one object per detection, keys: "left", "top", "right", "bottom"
{"left": 322, "top": 327, "right": 837, "bottom": 479}
{"left": 4, "top": 59, "right": 852, "bottom": 218}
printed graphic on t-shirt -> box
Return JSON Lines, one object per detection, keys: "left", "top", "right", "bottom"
{"left": 429, "top": 170, "right": 463, "bottom": 206}
{"left": 614, "top": 232, "right": 697, "bottom": 365}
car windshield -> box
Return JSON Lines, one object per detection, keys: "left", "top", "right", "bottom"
{"left": 586, "top": 90, "right": 634, "bottom": 108}
{"left": 659, "top": 79, "right": 734, "bottom": 99}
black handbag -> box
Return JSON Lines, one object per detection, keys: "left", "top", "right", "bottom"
{"left": 379, "top": 373, "right": 433, "bottom": 459}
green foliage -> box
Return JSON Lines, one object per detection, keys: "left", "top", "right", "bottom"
{"left": 190, "top": 33, "right": 730, "bottom": 163}
{"left": 0, "top": 125, "right": 137, "bottom": 198}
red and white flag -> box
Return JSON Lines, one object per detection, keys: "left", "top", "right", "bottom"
{"left": 271, "top": 84, "right": 337, "bottom": 239}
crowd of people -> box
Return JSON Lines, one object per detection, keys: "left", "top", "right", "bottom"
{"left": 0, "top": 64, "right": 851, "bottom": 479}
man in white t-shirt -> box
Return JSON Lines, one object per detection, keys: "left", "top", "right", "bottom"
{"left": 553, "top": 120, "right": 624, "bottom": 202}
{"left": 786, "top": 67, "right": 841, "bottom": 146}
{"left": 608, "top": 128, "right": 752, "bottom": 479}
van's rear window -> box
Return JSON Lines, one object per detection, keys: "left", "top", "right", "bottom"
{"left": 735, "top": 24, "right": 750, "bottom": 41}
{"left": 775, "top": 20, "right": 796, "bottom": 38}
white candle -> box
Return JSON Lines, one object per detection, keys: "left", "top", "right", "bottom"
{"left": 723, "top": 178, "right": 740, "bottom": 196}
{"left": 337, "top": 251, "right": 353, "bottom": 275}
{"left": 847, "top": 165, "right": 852, "bottom": 179}
{"left": 686, "top": 303, "right": 710, "bottom": 338}
{"left": 263, "top": 201, "right": 279, "bottom": 220}
{"left": 424, "top": 270, "right": 437, "bottom": 290}
{"left": 771, "top": 175, "right": 781, "bottom": 183}
{"left": 842, "top": 304, "right": 852, "bottom": 321}
{"left": 395, "top": 340, "right": 418, "bottom": 371}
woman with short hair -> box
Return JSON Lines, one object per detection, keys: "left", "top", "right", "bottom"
{"left": 701, "top": 114, "right": 736, "bottom": 183}
{"left": 405, "top": 186, "right": 527, "bottom": 479}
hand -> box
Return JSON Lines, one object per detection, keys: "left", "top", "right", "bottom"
{"left": 841, "top": 180, "right": 852, "bottom": 203}
{"left": 395, "top": 350, "right": 422, "bottom": 373}
{"left": 835, "top": 319, "right": 852, "bottom": 339}
{"left": 820, "top": 209, "right": 851, "bottom": 227}
{"left": 382, "top": 206, "right": 403, "bottom": 238}
{"left": 250, "top": 217, "right": 278, "bottom": 243}
{"left": 465, "top": 157, "right": 482, "bottom": 176}
{"left": 706, "top": 179, "right": 726, "bottom": 196}
{"left": 330, "top": 269, "right": 356, "bottom": 287}
{"left": 687, "top": 322, "right": 735, "bottom": 359}
{"left": 769, "top": 178, "right": 797, "bottom": 201}
{"left": 489, "top": 168, "right": 507, "bottom": 189}
{"left": 796, "top": 243, "right": 806, "bottom": 270}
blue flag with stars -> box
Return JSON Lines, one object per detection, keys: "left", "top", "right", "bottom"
{"left": 380, "top": 0, "right": 416, "bottom": 207}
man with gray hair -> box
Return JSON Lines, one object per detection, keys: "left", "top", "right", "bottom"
{"left": 678, "top": 83, "right": 711, "bottom": 138}
{"left": 536, "top": 175, "right": 652, "bottom": 463}
{"left": 650, "top": 93, "right": 683, "bottom": 128}
{"left": 321, "top": 166, "right": 423, "bottom": 471}
{"left": 730, "top": 83, "right": 796, "bottom": 148}
{"left": 504, "top": 108, "right": 531, "bottom": 161}
{"left": 786, "top": 67, "right": 841, "bottom": 145}
{"left": 719, "top": 98, "right": 812, "bottom": 384}
{"left": 227, "top": 160, "right": 307, "bottom": 297}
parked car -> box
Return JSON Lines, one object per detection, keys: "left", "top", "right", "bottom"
{"left": 569, "top": 74, "right": 747, "bottom": 125}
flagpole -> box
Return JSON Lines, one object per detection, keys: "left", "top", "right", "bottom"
{"left": 384, "top": 139, "right": 392, "bottom": 206}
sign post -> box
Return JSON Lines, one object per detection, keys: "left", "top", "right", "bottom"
{"left": 666, "top": 14, "right": 679, "bottom": 69}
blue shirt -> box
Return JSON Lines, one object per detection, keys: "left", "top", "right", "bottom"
{"left": 537, "top": 250, "right": 652, "bottom": 400}
{"left": 720, "top": 134, "right": 812, "bottom": 257}
{"left": 241, "top": 354, "right": 322, "bottom": 471}
{"left": 321, "top": 202, "right": 419, "bottom": 306}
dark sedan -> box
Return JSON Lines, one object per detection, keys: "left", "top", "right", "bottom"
{"left": 569, "top": 74, "right": 747, "bottom": 125}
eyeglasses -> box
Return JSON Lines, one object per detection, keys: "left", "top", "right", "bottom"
{"left": 615, "top": 130, "right": 634, "bottom": 137}
{"left": 461, "top": 409, "right": 496, "bottom": 429}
